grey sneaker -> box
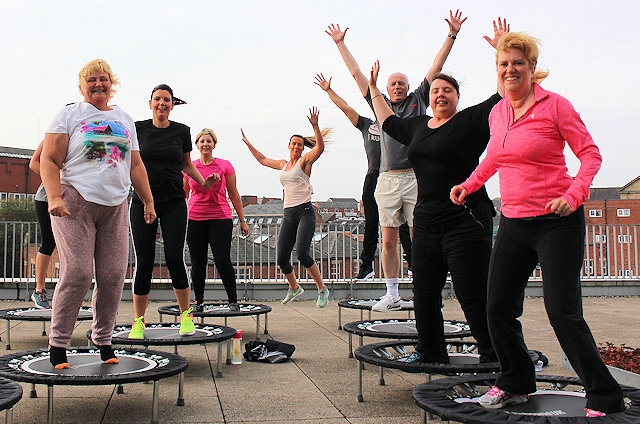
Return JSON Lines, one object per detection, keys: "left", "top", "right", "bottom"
{"left": 31, "top": 289, "right": 50, "bottom": 309}
{"left": 228, "top": 303, "right": 240, "bottom": 312}
{"left": 316, "top": 288, "right": 329, "bottom": 308}
{"left": 282, "top": 287, "right": 304, "bottom": 304}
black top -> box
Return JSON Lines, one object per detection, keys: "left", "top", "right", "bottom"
{"left": 382, "top": 93, "right": 501, "bottom": 224}
{"left": 134, "top": 119, "right": 192, "bottom": 204}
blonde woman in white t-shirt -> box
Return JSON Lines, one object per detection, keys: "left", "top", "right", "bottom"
{"left": 241, "top": 107, "right": 331, "bottom": 307}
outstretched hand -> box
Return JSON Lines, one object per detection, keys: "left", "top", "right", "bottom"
{"left": 483, "top": 17, "right": 510, "bottom": 48}
{"left": 202, "top": 172, "right": 221, "bottom": 189}
{"left": 369, "top": 60, "right": 380, "bottom": 88}
{"left": 307, "top": 106, "right": 320, "bottom": 126}
{"left": 240, "top": 128, "right": 250, "bottom": 145}
{"left": 325, "top": 23, "right": 348, "bottom": 44}
{"left": 314, "top": 73, "right": 331, "bottom": 91}
{"left": 445, "top": 9, "right": 467, "bottom": 33}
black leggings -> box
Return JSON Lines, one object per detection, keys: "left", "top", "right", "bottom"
{"left": 35, "top": 200, "right": 56, "bottom": 255}
{"left": 187, "top": 219, "right": 237, "bottom": 304}
{"left": 277, "top": 202, "right": 316, "bottom": 274}
{"left": 130, "top": 199, "right": 189, "bottom": 295}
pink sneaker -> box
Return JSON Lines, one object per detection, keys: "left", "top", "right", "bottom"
{"left": 585, "top": 408, "right": 606, "bottom": 417}
{"left": 477, "top": 386, "right": 529, "bottom": 409}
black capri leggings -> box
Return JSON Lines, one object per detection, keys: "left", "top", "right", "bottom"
{"left": 35, "top": 200, "right": 56, "bottom": 255}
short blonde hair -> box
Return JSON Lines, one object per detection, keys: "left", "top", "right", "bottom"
{"left": 78, "top": 59, "right": 119, "bottom": 99}
{"left": 496, "top": 32, "right": 549, "bottom": 84}
{"left": 195, "top": 128, "right": 218, "bottom": 145}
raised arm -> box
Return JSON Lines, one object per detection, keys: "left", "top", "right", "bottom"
{"left": 325, "top": 24, "right": 369, "bottom": 97}
{"left": 368, "top": 61, "right": 395, "bottom": 126}
{"left": 300, "top": 107, "right": 325, "bottom": 171}
{"left": 483, "top": 17, "right": 510, "bottom": 97}
{"left": 314, "top": 73, "right": 359, "bottom": 126}
{"left": 240, "top": 129, "right": 286, "bottom": 170}
{"left": 425, "top": 9, "right": 467, "bottom": 83}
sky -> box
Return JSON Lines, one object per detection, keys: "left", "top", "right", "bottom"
{"left": 1, "top": 0, "right": 638, "bottom": 201}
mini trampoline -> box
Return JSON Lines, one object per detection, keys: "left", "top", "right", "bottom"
{"left": 343, "top": 318, "right": 471, "bottom": 358}
{"left": 0, "top": 346, "right": 188, "bottom": 424}
{"left": 354, "top": 339, "right": 500, "bottom": 402}
{"left": 0, "top": 307, "right": 93, "bottom": 350}
{"left": 93, "top": 322, "right": 236, "bottom": 378}
{"left": 0, "top": 377, "right": 22, "bottom": 424}
{"left": 158, "top": 303, "right": 271, "bottom": 336}
{"left": 337, "top": 298, "right": 414, "bottom": 330}
{"left": 413, "top": 373, "right": 640, "bottom": 423}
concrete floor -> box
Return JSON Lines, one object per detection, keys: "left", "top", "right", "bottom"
{"left": 0, "top": 295, "right": 637, "bottom": 423}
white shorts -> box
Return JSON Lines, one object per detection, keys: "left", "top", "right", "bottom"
{"left": 374, "top": 170, "right": 417, "bottom": 228}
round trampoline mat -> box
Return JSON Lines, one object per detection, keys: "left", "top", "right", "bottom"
{"left": 100, "top": 323, "right": 236, "bottom": 346}
{"left": 343, "top": 319, "right": 471, "bottom": 339}
{"left": 0, "top": 306, "right": 93, "bottom": 321}
{"left": 338, "top": 299, "right": 414, "bottom": 311}
{"left": 0, "top": 347, "right": 188, "bottom": 386}
{"left": 158, "top": 303, "right": 271, "bottom": 317}
{"left": 414, "top": 373, "right": 640, "bottom": 423}
{"left": 355, "top": 340, "right": 500, "bottom": 374}
{"left": 0, "top": 377, "right": 22, "bottom": 411}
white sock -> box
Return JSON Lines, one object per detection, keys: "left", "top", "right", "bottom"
{"left": 385, "top": 278, "right": 399, "bottom": 299}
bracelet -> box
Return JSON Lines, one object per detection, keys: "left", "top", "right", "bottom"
{"left": 239, "top": 219, "right": 246, "bottom": 223}
{"left": 448, "top": 34, "right": 457, "bottom": 39}
{"left": 372, "top": 94, "right": 383, "bottom": 100}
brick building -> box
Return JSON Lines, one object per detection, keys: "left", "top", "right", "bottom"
{"left": 0, "top": 147, "right": 39, "bottom": 200}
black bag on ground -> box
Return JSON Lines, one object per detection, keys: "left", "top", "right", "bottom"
{"left": 243, "top": 339, "right": 295, "bottom": 363}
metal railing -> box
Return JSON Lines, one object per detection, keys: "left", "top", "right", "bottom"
{"left": 2, "top": 221, "right": 639, "bottom": 289}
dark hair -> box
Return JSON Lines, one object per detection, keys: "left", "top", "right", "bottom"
{"left": 150, "top": 84, "right": 186, "bottom": 105}
{"left": 431, "top": 73, "right": 460, "bottom": 95}
{"left": 290, "top": 134, "right": 314, "bottom": 148}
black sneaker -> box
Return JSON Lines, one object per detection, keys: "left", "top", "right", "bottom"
{"left": 193, "top": 302, "right": 204, "bottom": 313}
{"left": 32, "top": 289, "right": 50, "bottom": 309}
{"left": 355, "top": 266, "right": 375, "bottom": 281}
{"left": 228, "top": 303, "right": 240, "bottom": 312}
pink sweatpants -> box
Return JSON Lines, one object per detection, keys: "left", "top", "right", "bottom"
{"left": 49, "top": 186, "right": 129, "bottom": 348}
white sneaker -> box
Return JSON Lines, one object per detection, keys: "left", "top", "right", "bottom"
{"left": 371, "top": 294, "right": 402, "bottom": 312}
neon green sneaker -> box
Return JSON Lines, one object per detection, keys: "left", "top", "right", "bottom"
{"left": 282, "top": 287, "right": 304, "bottom": 304}
{"left": 128, "top": 316, "right": 145, "bottom": 339}
{"left": 179, "top": 307, "right": 195, "bottom": 336}
{"left": 316, "top": 288, "right": 329, "bottom": 308}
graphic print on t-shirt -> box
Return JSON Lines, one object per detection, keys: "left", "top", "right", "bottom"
{"left": 80, "top": 120, "right": 131, "bottom": 167}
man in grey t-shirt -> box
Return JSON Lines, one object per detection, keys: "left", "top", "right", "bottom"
{"left": 326, "top": 11, "right": 466, "bottom": 311}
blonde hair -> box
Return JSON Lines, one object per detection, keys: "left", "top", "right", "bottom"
{"left": 78, "top": 59, "right": 119, "bottom": 99}
{"left": 290, "top": 128, "right": 333, "bottom": 148}
{"left": 496, "top": 32, "right": 549, "bottom": 84}
{"left": 195, "top": 128, "right": 218, "bottom": 145}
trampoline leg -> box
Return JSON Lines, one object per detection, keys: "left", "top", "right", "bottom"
{"left": 151, "top": 380, "right": 159, "bottom": 424}
{"left": 360, "top": 310, "right": 364, "bottom": 321}
{"left": 378, "top": 366, "right": 385, "bottom": 386}
{"left": 47, "top": 385, "right": 54, "bottom": 424}
{"left": 177, "top": 372, "right": 185, "bottom": 406}
{"left": 226, "top": 334, "right": 232, "bottom": 365}
{"left": 367, "top": 310, "right": 371, "bottom": 320}
{"left": 348, "top": 334, "right": 353, "bottom": 358}
{"left": 117, "top": 384, "right": 124, "bottom": 394}
{"left": 42, "top": 321, "right": 46, "bottom": 336}
{"left": 264, "top": 313, "right": 269, "bottom": 335}
{"left": 217, "top": 341, "right": 224, "bottom": 377}
{"left": 255, "top": 315, "right": 260, "bottom": 338}
{"left": 5, "top": 320, "right": 10, "bottom": 350}
{"left": 6, "top": 407, "right": 12, "bottom": 424}
{"left": 30, "top": 383, "right": 37, "bottom": 398}
{"left": 356, "top": 359, "right": 364, "bottom": 402}
{"left": 338, "top": 306, "right": 342, "bottom": 330}
{"left": 158, "top": 313, "right": 163, "bottom": 323}
{"left": 174, "top": 345, "right": 178, "bottom": 355}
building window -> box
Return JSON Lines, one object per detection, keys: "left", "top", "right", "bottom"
{"left": 593, "top": 234, "right": 606, "bottom": 243}
{"left": 588, "top": 209, "right": 602, "bottom": 217}
{"left": 618, "top": 234, "right": 632, "bottom": 244}
{"left": 235, "top": 267, "right": 251, "bottom": 280}
{"left": 617, "top": 208, "right": 631, "bottom": 217}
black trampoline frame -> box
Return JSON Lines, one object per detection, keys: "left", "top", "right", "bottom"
{"left": 0, "top": 377, "right": 22, "bottom": 424}
{"left": 158, "top": 303, "right": 271, "bottom": 336}
{"left": 0, "top": 346, "right": 188, "bottom": 424}
{"left": 354, "top": 339, "right": 499, "bottom": 403}
{"left": 413, "top": 373, "right": 640, "bottom": 423}
{"left": 337, "top": 298, "right": 414, "bottom": 330}
{"left": 0, "top": 307, "right": 93, "bottom": 350}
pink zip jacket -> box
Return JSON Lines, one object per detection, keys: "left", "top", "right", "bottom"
{"left": 461, "top": 83, "right": 601, "bottom": 218}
